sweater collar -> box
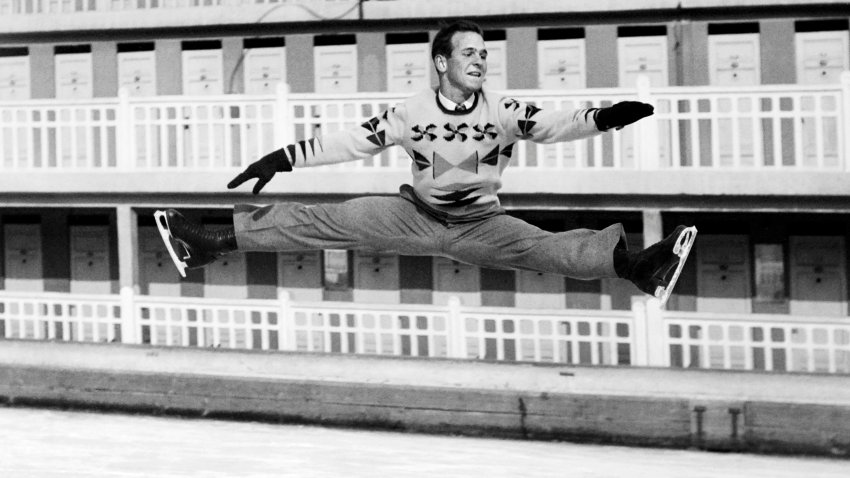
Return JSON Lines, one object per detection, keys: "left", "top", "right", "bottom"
{"left": 435, "top": 89, "right": 478, "bottom": 115}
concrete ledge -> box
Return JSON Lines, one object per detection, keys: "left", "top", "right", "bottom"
{"left": 0, "top": 365, "right": 695, "bottom": 449}
{"left": 1, "top": 340, "right": 849, "bottom": 457}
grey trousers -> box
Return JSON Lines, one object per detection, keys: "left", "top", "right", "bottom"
{"left": 233, "top": 197, "right": 625, "bottom": 280}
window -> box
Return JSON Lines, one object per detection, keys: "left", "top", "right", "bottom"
{"left": 754, "top": 244, "right": 786, "bottom": 305}
{"left": 322, "top": 249, "right": 351, "bottom": 290}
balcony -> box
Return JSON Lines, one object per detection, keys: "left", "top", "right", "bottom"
{"left": 2, "top": 75, "right": 849, "bottom": 207}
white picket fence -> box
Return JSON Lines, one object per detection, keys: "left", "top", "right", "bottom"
{"left": 2, "top": 74, "right": 849, "bottom": 173}
{"left": 1, "top": 290, "right": 848, "bottom": 374}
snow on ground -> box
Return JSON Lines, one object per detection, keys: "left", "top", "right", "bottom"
{"left": 0, "top": 406, "right": 846, "bottom": 478}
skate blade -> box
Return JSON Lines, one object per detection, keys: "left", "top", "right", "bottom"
{"left": 154, "top": 210, "right": 189, "bottom": 278}
{"left": 655, "top": 226, "right": 698, "bottom": 308}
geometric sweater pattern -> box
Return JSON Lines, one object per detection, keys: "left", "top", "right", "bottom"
{"left": 283, "top": 87, "right": 603, "bottom": 221}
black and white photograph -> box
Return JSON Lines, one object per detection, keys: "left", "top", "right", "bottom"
{"left": 0, "top": 0, "right": 848, "bottom": 476}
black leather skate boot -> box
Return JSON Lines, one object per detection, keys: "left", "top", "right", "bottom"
{"left": 615, "top": 225, "right": 691, "bottom": 298}
{"left": 154, "top": 209, "right": 237, "bottom": 277}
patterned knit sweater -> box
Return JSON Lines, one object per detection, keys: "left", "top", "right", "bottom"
{"left": 283, "top": 87, "right": 602, "bottom": 222}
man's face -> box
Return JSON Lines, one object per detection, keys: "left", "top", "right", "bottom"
{"left": 441, "top": 31, "right": 488, "bottom": 96}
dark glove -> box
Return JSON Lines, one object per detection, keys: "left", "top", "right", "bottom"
{"left": 227, "top": 148, "right": 292, "bottom": 195}
{"left": 594, "top": 101, "right": 654, "bottom": 131}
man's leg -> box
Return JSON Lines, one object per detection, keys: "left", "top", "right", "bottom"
{"left": 156, "top": 197, "right": 444, "bottom": 276}
{"left": 442, "top": 214, "right": 695, "bottom": 302}
{"left": 443, "top": 214, "right": 626, "bottom": 280}
{"left": 233, "top": 197, "right": 444, "bottom": 255}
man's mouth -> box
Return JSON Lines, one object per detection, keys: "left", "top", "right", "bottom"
{"left": 468, "top": 72, "right": 482, "bottom": 78}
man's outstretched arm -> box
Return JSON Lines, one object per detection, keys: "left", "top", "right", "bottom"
{"left": 497, "top": 97, "right": 654, "bottom": 144}
{"left": 227, "top": 147, "right": 293, "bottom": 195}
{"left": 593, "top": 101, "right": 654, "bottom": 131}
{"left": 228, "top": 106, "right": 407, "bottom": 194}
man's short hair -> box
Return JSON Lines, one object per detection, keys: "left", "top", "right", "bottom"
{"left": 431, "top": 20, "right": 484, "bottom": 60}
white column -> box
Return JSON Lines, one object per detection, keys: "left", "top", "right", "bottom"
{"left": 643, "top": 298, "right": 667, "bottom": 367}
{"left": 642, "top": 209, "right": 664, "bottom": 248}
{"left": 635, "top": 74, "right": 660, "bottom": 170}
{"left": 116, "top": 205, "right": 139, "bottom": 343}
{"left": 275, "top": 82, "right": 292, "bottom": 148}
{"left": 115, "top": 87, "right": 133, "bottom": 171}
{"left": 447, "top": 296, "right": 465, "bottom": 359}
{"left": 631, "top": 300, "right": 648, "bottom": 366}
{"left": 841, "top": 71, "right": 850, "bottom": 172}
{"left": 278, "top": 289, "right": 296, "bottom": 351}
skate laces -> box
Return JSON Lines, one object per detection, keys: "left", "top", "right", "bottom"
{"left": 169, "top": 213, "right": 232, "bottom": 252}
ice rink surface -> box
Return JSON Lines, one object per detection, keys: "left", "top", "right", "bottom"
{"left": 1, "top": 406, "right": 847, "bottom": 478}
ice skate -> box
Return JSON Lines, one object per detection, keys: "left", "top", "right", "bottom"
{"left": 624, "top": 225, "right": 698, "bottom": 308}
{"left": 154, "top": 209, "right": 237, "bottom": 277}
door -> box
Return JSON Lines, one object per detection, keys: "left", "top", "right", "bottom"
{"left": 618, "top": 35, "right": 670, "bottom": 168}
{"left": 244, "top": 46, "right": 286, "bottom": 95}
{"left": 386, "top": 41, "right": 430, "bottom": 93}
{"left": 314, "top": 44, "right": 358, "bottom": 93}
{"left": 0, "top": 52, "right": 31, "bottom": 168}
{"left": 279, "top": 251, "right": 323, "bottom": 302}
{"left": 3, "top": 224, "right": 43, "bottom": 292}
{"left": 118, "top": 50, "right": 157, "bottom": 97}
{"left": 182, "top": 48, "right": 223, "bottom": 95}
{"left": 536, "top": 37, "right": 586, "bottom": 166}
{"left": 70, "top": 225, "right": 112, "bottom": 294}
{"left": 0, "top": 53, "right": 30, "bottom": 101}
{"left": 204, "top": 248, "right": 247, "bottom": 300}
{"left": 55, "top": 51, "right": 93, "bottom": 99}
{"left": 353, "top": 252, "right": 400, "bottom": 303}
{"left": 55, "top": 51, "right": 93, "bottom": 168}
{"left": 708, "top": 33, "right": 760, "bottom": 167}
{"left": 618, "top": 35, "right": 669, "bottom": 87}
{"left": 795, "top": 30, "right": 849, "bottom": 85}
{"left": 118, "top": 49, "right": 158, "bottom": 167}
{"left": 139, "top": 227, "right": 180, "bottom": 296}
{"left": 537, "top": 38, "right": 586, "bottom": 90}
{"left": 789, "top": 236, "right": 847, "bottom": 317}
{"left": 515, "top": 271, "right": 564, "bottom": 309}
{"left": 708, "top": 33, "right": 760, "bottom": 85}
{"left": 795, "top": 30, "right": 846, "bottom": 168}
{"left": 181, "top": 47, "right": 224, "bottom": 167}
{"left": 433, "top": 257, "right": 480, "bottom": 306}
{"left": 696, "top": 235, "right": 751, "bottom": 313}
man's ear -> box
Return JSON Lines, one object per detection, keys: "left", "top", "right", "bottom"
{"left": 434, "top": 55, "right": 447, "bottom": 73}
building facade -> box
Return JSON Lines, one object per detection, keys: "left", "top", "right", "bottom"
{"left": 0, "top": 0, "right": 849, "bottom": 373}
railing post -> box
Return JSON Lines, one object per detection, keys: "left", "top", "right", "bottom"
{"left": 447, "top": 296, "right": 465, "bottom": 359}
{"left": 635, "top": 74, "right": 660, "bottom": 170}
{"left": 116, "top": 87, "right": 133, "bottom": 170}
{"left": 278, "top": 289, "right": 296, "bottom": 351}
{"left": 119, "top": 287, "right": 137, "bottom": 344}
{"left": 841, "top": 71, "right": 850, "bottom": 172}
{"left": 644, "top": 298, "right": 667, "bottom": 367}
{"left": 116, "top": 204, "right": 139, "bottom": 344}
{"left": 275, "top": 82, "right": 293, "bottom": 148}
{"left": 631, "top": 299, "right": 648, "bottom": 366}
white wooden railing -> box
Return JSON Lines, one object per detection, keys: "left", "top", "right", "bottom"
{"left": 2, "top": 74, "right": 849, "bottom": 173}
{"left": 2, "top": 290, "right": 848, "bottom": 374}
{"left": 0, "top": 292, "right": 123, "bottom": 342}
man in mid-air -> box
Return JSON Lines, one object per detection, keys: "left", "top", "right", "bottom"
{"left": 156, "top": 20, "right": 696, "bottom": 306}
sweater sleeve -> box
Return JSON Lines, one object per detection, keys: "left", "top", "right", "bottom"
{"left": 285, "top": 104, "right": 407, "bottom": 168}
{"left": 496, "top": 96, "right": 602, "bottom": 144}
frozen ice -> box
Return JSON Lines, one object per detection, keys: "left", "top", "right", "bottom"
{"left": 0, "top": 406, "right": 847, "bottom": 478}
